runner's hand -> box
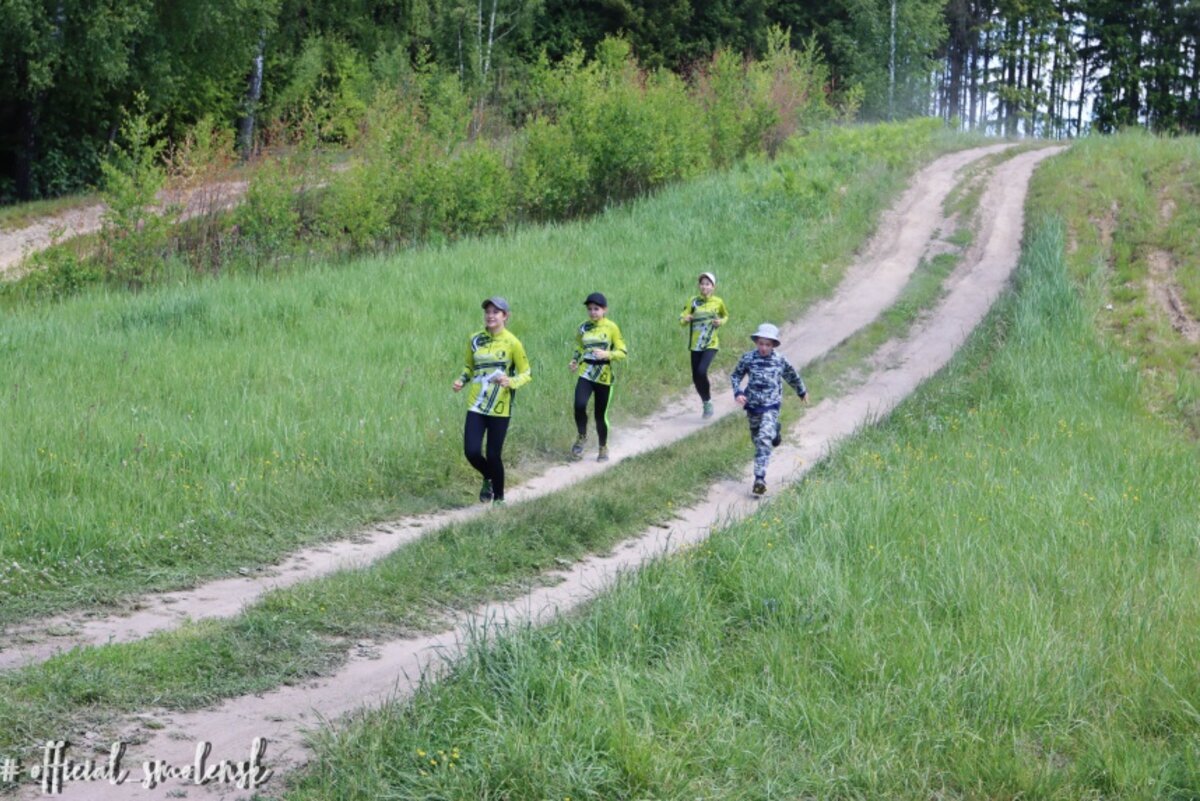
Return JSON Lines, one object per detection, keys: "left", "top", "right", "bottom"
{"left": 493, "top": 374, "right": 511, "bottom": 387}
{"left": 452, "top": 380, "right": 464, "bottom": 392}
{"left": 736, "top": 395, "right": 747, "bottom": 407}
{"left": 569, "top": 360, "right": 578, "bottom": 372}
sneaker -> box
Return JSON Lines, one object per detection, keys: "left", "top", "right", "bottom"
{"left": 479, "top": 478, "right": 494, "bottom": 504}
{"left": 752, "top": 479, "right": 767, "bottom": 496}
{"left": 771, "top": 431, "right": 782, "bottom": 447}
{"left": 597, "top": 446, "right": 609, "bottom": 462}
{"left": 702, "top": 400, "right": 714, "bottom": 419}
{"left": 570, "top": 434, "right": 586, "bottom": 460}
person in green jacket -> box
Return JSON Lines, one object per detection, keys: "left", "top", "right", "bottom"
{"left": 680, "top": 271, "right": 729, "bottom": 418}
{"left": 452, "top": 296, "right": 532, "bottom": 505}
{"left": 569, "top": 292, "right": 627, "bottom": 462}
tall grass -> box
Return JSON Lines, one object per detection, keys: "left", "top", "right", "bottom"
{"left": 1027, "top": 131, "right": 1200, "bottom": 434}
{"left": 0, "top": 120, "right": 954, "bottom": 621}
{"left": 283, "top": 219, "right": 1200, "bottom": 800}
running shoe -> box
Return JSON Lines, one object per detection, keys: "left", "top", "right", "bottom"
{"left": 479, "top": 478, "right": 494, "bottom": 503}
{"left": 597, "top": 446, "right": 609, "bottom": 462}
{"left": 772, "top": 431, "right": 782, "bottom": 447}
{"left": 702, "top": 400, "right": 714, "bottom": 418}
{"left": 571, "top": 434, "right": 586, "bottom": 460}
{"left": 752, "top": 478, "right": 767, "bottom": 496}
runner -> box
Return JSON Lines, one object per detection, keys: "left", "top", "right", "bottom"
{"left": 680, "top": 271, "right": 729, "bottom": 418}
{"left": 452, "top": 297, "right": 532, "bottom": 506}
{"left": 569, "top": 292, "right": 628, "bottom": 462}
{"left": 730, "top": 322, "right": 808, "bottom": 496}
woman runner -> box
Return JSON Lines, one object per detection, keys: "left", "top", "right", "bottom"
{"left": 680, "top": 271, "right": 729, "bottom": 418}
{"left": 452, "top": 296, "right": 532, "bottom": 505}
{"left": 569, "top": 292, "right": 627, "bottom": 462}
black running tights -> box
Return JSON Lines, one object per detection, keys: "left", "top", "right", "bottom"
{"left": 464, "top": 412, "right": 510, "bottom": 500}
{"left": 690, "top": 348, "right": 717, "bottom": 402}
{"left": 574, "top": 378, "right": 612, "bottom": 447}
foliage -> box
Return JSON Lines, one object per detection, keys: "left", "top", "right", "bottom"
{"left": 235, "top": 157, "right": 302, "bottom": 256}
{"left": 513, "top": 116, "right": 590, "bottom": 220}
{"left": 270, "top": 34, "right": 373, "bottom": 144}
{"left": 97, "top": 94, "right": 176, "bottom": 288}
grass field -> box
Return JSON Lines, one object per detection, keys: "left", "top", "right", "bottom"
{"left": 0, "top": 119, "right": 961, "bottom": 623}
{"left": 0, "top": 126, "right": 1009, "bottom": 761}
{"left": 275, "top": 136, "right": 1200, "bottom": 800}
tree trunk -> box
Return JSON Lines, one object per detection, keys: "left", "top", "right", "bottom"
{"left": 1076, "top": 31, "right": 1089, "bottom": 136}
{"left": 237, "top": 34, "right": 266, "bottom": 158}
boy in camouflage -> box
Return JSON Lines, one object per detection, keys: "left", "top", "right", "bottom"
{"left": 730, "top": 323, "right": 808, "bottom": 496}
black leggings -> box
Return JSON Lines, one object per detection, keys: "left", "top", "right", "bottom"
{"left": 690, "top": 349, "right": 717, "bottom": 402}
{"left": 464, "top": 412, "right": 511, "bottom": 500}
{"left": 574, "top": 378, "right": 612, "bottom": 447}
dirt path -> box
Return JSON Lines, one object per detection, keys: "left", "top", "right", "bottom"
{"left": 0, "top": 143, "right": 1014, "bottom": 671}
{"left": 0, "top": 180, "right": 247, "bottom": 278}
{"left": 4, "top": 145, "right": 1064, "bottom": 801}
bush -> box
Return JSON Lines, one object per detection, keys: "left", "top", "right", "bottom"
{"left": 411, "top": 143, "right": 513, "bottom": 239}
{"left": 98, "top": 94, "right": 176, "bottom": 288}
{"left": 236, "top": 158, "right": 302, "bottom": 256}
{"left": 318, "top": 159, "right": 398, "bottom": 251}
{"left": 514, "top": 117, "right": 591, "bottom": 220}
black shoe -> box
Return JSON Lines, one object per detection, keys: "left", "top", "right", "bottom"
{"left": 571, "top": 434, "right": 586, "bottom": 460}
{"left": 771, "top": 431, "right": 782, "bottom": 447}
{"left": 752, "top": 479, "right": 767, "bottom": 496}
{"left": 479, "top": 478, "right": 494, "bottom": 503}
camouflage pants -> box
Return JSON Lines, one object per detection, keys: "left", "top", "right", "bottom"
{"left": 747, "top": 409, "right": 779, "bottom": 480}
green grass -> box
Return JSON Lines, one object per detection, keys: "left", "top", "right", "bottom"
{"left": 278, "top": 219, "right": 1200, "bottom": 795}
{"left": 0, "top": 127, "right": 998, "bottom": 759}
{"left": 0, "top": 120, "right": 964, "bottom": 623}
{"left": 0, "top": 410, "right": 744, "bottom": 756}
{"left": 1028, "top": 131, "right": 1200, "bottom": 434}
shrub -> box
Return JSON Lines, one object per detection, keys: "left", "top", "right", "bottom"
{"left": 411, "top": 143, "right": 513, "bottom": 239}
{"left": 98, "top": 93, "right": 176, "bottom": 288}
{"left": 236, "top": 158, "right": 302, "bottom": 256}
{"left": 514, "top": 117, "right": 591, "bottom": 220}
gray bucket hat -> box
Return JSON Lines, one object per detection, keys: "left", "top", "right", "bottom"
{"left": 751, "top": 323, "right": 781, "bottom": 345}
{"left": 481, "top": 296, "right": 510, "bottom": 313}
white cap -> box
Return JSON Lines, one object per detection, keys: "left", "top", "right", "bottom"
{"left": 698, "top": 272, "right": 716, "bottom": 286}
{"left": 751, "top": 322, "right": 781, "bottom": 345}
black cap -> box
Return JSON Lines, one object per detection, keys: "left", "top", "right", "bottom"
{"left": 583, "top": 292, "right": 608, "bottom": 308}
{"left": 481, "top": 296, "right": 510, "bottom": 313}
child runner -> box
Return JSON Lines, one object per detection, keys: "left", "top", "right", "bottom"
{"left": 452, "top": 296, "right": 532, "bottom": 506}
{"left": 680, "top": 271, "right": 729, "bottom": 418}
{"left": 730, "top": 322, "right": 808, "bottom": 496}
{"left": 569, "top": 292, "right": 627, "bottom": 462}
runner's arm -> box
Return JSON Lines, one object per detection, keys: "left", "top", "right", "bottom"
{"left": 508, "top": 339, "right": 532, "bottom": 390}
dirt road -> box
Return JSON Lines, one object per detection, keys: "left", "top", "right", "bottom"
{"left": 4, "top": 144, "right": 1064, "bottom": 800}
{"left": 0, "top": 180, "right": 247, "bottom": 278}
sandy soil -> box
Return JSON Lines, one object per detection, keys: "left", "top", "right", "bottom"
{"left": 1147, "top": 249, "right": 1200, "bottom": 343}
{"left": 3, "top": 144, "right": 1066, "bottom": 801}
{"left": 0, "top": 180, "right": 247, "bottom": 278}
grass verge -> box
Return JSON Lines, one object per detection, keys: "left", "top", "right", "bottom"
{"left": 1028, "top": 131, "right": 1200, "bottom": 435}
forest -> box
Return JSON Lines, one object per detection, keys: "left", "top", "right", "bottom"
{"left": 1, "top": 0, "right": 1198, "bottom": 201}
